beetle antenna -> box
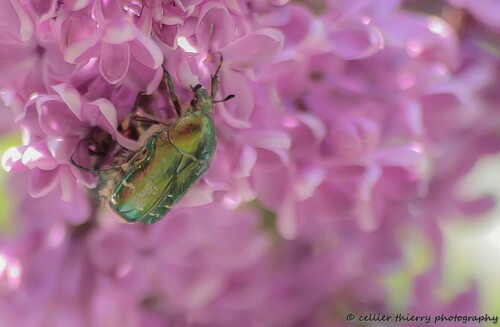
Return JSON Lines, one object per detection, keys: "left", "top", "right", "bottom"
{"left": 213, "top": 94, "right": 235, "bottom": 103}
{"left": 214, "top": 52, "right": 223, "bottom": 77}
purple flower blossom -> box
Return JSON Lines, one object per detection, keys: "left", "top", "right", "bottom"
{"left": 0, "top": 0, "right": 498, "bottom": 325}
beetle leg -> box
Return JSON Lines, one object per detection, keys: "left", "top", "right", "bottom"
{"left": 70, "top": 136, "right": 101, "bottom": 173}
{"left": 162, "top": 65, "right": 182, "bottom": 117}
{"left": 71, "top": 151, "right": 122, "bottom": 174}
{"left": 130, "top": 113, "right": 164, "bottom": 125}
{"left": 211, "top": 53, "right": 223, "bottom": 98}
{"left": 70, "top": 153, "right": 97, "bottom": 173}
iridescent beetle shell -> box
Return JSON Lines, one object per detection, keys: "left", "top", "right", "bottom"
{"left": 106, "top": 89, "right": 217, "bottom": 224}
{"left": 73, "top": 58, "right": 233, "bottom": 224}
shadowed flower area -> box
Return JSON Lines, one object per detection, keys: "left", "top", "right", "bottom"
{"left": 0, "top": 0, "right": 500, "bottom": 326}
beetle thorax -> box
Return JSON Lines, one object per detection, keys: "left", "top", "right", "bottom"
{"left": 169, "top": 111, "right": 215, "bottom": 160}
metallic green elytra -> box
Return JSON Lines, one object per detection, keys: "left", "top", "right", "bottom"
{"left": 73, "top": 57, "right": 234, "bottom": 224}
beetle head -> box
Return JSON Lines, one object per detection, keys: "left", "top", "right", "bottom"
{"left": 190, "top": 84, "right": 213, "bottom": 113}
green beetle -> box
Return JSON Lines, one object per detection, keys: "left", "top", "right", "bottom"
{"left": 73, "top": 58, "right": 233, "bottom": 224}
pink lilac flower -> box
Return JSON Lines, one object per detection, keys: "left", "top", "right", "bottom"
{"left": 0, "top": 0, "right": 499, "bottom": 326}
{"left": 447, "top": 0, "right": 500, "bottom": 30}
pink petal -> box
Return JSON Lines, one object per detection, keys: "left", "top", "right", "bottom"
{"left": 64, "top": 0, "right": 91, "bottom": 11}
{"left": 217, "top": 69, "right": 253, "bottom": 128}
{"left": 46, "top": 137, "right": 78, "bottom": 164}
{"left": 235, "top": 146, "right": 257, "bottom": 178}
{"left": 100, "top": 42, "right": 130, "bottom": 84}
{"left": 373, "top": 145, "right": 424, "bottom": 168}
{"left": 326, "top": 0, "right": 371, "bottom": 19}
{"left": 451, "top": 0, "right": 500, "bottom": 28}
{"left": 457, "top": 196, "right": 496, "bottom": 217}
{"left": 102, "top": 21, "right": 136, "bottom": 44}
{"left": 156, "top": 2, "right": 187, "bottom": 25}
{"left": 0, "top": 91, "right": 24, "bottom": 121}
{"left": 129, "top": 26, "right": 164, "bottom": 69}
{"left": 2, "top": 146, "right": 27, "bottom": 172}
{"left": 294, "top": 165, "right": 326, "bottom": 201}
{"left": 0, "top": 107, "right": 16, "bottom": 136}
{"left": 251, "top": 168, "right": 290, "bottom": 212}
{"left": 178, "top": 183, "right": 214, "bottom": 207}
{"left": 284, "top": 114, "right": 326, "bottom": 160}
{"left": 95, "top": 0, "right": 126, "bottom": 21}
{"left": 4, "top": 0, "right": 34, "bottom": 41}
{"left": 88, "top": 229, "right": 139, "bottom": 273}
{"left": 174, "top": 0, "right": 204, "bottom": 13}
{"left": 116, "top": 133, "right": 141, "bottom": 151}
{"left": 196, "top": 2, "right": 235, "bottom": 52}
{"left": 354, "top": 165, "right": 382, "bottom": 232}
{"left": 67, "top": 142, "right": 98, "bottom": 189}
{"left": 59, "top": 165, "right": 79, "bottom": 202}
{"left": 379, "top": 14, "right": 457, "bottom": 64}
{"left": 134, "top": 4, "right": 152, "bottom": 33}
{"left": 90, "top": 285, "right": 139, "bottom": 327}
{"left": 29, "top": 0, "right": 57, "bottom": 22}
{"left": 329, "top": 19, "right": 384, "bottom": 60}
{"left": 256, "top": 4, "right": 292, "bottom": 26}
{"left": 297, "top": 113, "right": 327, "bottom": 140}
{"left": 122, "top": 59, "right": 163, "bottom": 94}
{"left": 21, "top": 142, "right": 59, "bottom": 170}
{"left": 445, "top": 284, "right": 479, "bottom": 315}
{"left": 239, "top": 130, "right": 291, "bottom": 169}
{"left": 165, "top": 208, "right": 205, "bottom": 239}
{"left": 152, "top": 23, "right": 179, "bottom": 49}
{"left": 70, "top": 164, "right": 98, "bottom": 188}
{"left": 85, "top": 99, "right": 140, "bottom": 150}
{"left": 182, "top": 274, "right": 225, "bottom": 309}
{"left": 358, "top": 164, "right": 381, "bottom": 201}
{"left": 29, "top": 168, "right": 60, "bottom": 198}
{"left": 254, "top": 147, "right": 290, "bottom": 170}
{"left": 275, "top": 5, "right": 310, "bottom": 45}
{"left": 172, "top": 54, "right": 201, "bottom": 88}
{"left": 85, "top": 99, "right": 118, "bottom": 131}
{"left": 203, "top": 152, "right": 232, "bottom": 191}
{"left": 264, "top": 58, "right": 309, "bottom": 101}
{"left": 222, "top": 29, "right": 284, "bottom": 70}
{"left": 277, "top": 194, "right": 297, "bottom": 240}
{"left": 270, "top": 0, "right": 289, "bottom": 4}
{"left": 243, "top": 130, "right": 291, "bottom": 150}
{"left": 330, "top": 117, "right": 380, "bottom": 158}
{"left": 37, "top": 97, "right": 86, "bottom": 137}
{"left": 366, "top": 0, "right": 401, "bottom": 17}
{"left": 403, "top": 101, "right": 424, "bottom": 137}
{"left": 59, "top": 12, "right": 100, "bottom": 63}
{"left": 52, "top": 84, "right": 83, "bottom": 120}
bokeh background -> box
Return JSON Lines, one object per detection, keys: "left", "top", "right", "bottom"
{"left": 1, "top": 0, "right": 500, "bottom": 326}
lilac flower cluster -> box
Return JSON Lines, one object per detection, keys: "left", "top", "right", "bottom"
{"left": 0, "top": 0, "right": 499, "bottom": 325}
